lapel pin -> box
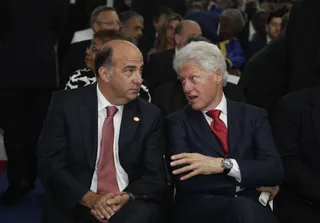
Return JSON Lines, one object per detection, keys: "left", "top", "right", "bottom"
{"left": 133, "top": 117, "right": 140, "bottom": 122}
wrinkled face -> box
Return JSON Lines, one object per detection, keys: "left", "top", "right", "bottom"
{"left": 93, "top": 11, "right": 120, "bottom": 32}
{"left": 85, "top": 38, "right": 104, "bottom": 69}
{"left": 266, "top": 17, "right": 282, "bottom": 39}
{"left": 120, "top": 17, "right": 144, "bottom": 45}
{"left": 102, "top": 46, "right": 144, "bottom": 104}
{"left": 175, "top": 23, "right": 202, "bottom": 49}
{"left": 166, "top": 19, "right": 180, "bottom": 45}
{"left": 178, "top": 60, "right": 223, "bottom": 111}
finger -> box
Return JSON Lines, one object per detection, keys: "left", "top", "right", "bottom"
{"left": 171, "top": 158, "right": 193, "bottom": 167}
{"left": 172, "top": 164, "right": 194, "bottom": 175}
{"left": 93, "top": 206, "right": 107, "bottom": 221}
{"left": 171, "top": 153, "right": 191, "bottom": 160}
{"left": 180, "top": 169, "right": 201, "bottom": 181}
{"left": 107, "top": 196, "right": 121, "bottom": 206}
{"left": 91, "top": 210, "right": 105, "bottom": 222}
{"left": 97, "top": 204, "right": 114, "bottom": 220}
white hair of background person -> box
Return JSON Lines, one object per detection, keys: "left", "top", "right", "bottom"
{"left": 173, "top": 41, "right": 228, "bottom": 87}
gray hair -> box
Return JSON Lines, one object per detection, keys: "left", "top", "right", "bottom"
{"left": 219, "top": 9, "right": 245, "bottom": 34}
{"left": 119, "top": 11, "right": 143, "bottom": 25}
{"left": 173, "top": 41, "right": 228, "bottom": 86}
{"left": 90, "top": 6, "right": 116, "bottom": 27}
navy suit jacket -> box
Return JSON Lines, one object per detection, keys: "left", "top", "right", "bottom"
{"left": 165, "top": 99, "right": 284, "bottom": 201}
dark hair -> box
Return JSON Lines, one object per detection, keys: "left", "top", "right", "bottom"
{"left": 153, "top": 6, "right": 173, "bottom": 22}
{"left": 185, "top": 36, "right": 210, "bottom": 44}
{"left": 174, "top": 21, "right": 184, "bottom": 36}
{"left": 267, "top": 7, "right": 288, "bottom": 24}
{"left": 119, "top": 10, "right": 143, "bottom": 25}
{"left": 187, "top": 1, "right": 204, "bottom": 11}
{"left": 94, "top": 46, "right": 114, "bottom": 76}
{"left": 90, "top": 6, "right": 116, "bottom": 26}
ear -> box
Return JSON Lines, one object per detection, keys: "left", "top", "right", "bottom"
{"left": 214, "top": 68, "right": 223, "bottom": 84}
{"left": 98, "top": 67, "right": 112, "bottom": 83}
{"left": 174, "top": 34, "right": 181, "bottom": 46}
{"left": 119, "top": 24, "right": 125, "bottom": 33}
{"left": 265, "top": 24, "right": 269, "bottom": 33}
{"left": 92, "top": 22, "right": 100, "bottom": 32}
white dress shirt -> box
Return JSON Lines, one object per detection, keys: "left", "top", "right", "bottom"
{"left": 90, "top": 85, "right": 129, "bottom": 192}
{"left": 202, "top": 94, "right": 242, "bottom": 183}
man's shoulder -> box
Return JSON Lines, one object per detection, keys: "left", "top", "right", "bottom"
{"left": 278, "top": 87, "right": 313, "bottom": 110}
{"left": 167, "top": 106, "right": 189, "bottom": 121}
{"left": 228, "top": 100, "right": 268, "bottom": 118}
{"left": 136, "top": 97, "right": 161, "bottom": 116}
{"left": 150, "top": 49, "right": 174, "bottom": 61}
{"left": 52, "top": 84, "right": 94, "bottom": 104}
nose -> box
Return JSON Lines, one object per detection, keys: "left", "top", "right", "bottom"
{"left": 182, "top": 80, "right": 192, "bottom": 94}
{"left": 133, "top": 71, "right": 143, "bottom": 85}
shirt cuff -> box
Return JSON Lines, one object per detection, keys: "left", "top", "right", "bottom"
{"left": 227, "top": 159, "right": 241, "bottom": 183}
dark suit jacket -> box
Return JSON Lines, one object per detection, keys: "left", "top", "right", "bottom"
{"left": 273, "top": 85, "right": 320, "bottom": 204}
{"left": 143, "top": 48, "right": 176, "bottom": 96}
{"left": 165, "top": 100, "right": 284, "bottom": 202}
{"left": 0, "top": 0, "right": 68, "bottom": 89}
{"left": 38, "top": 84, "right": 168, "bottom": 223}
{"left": 245, "top": 32, "right": 267, "bottom": 61}
{"left": 239, "top": 32, "right": 289, "bottom": 121}
{"left": 152, "top": 80, "right": 245, "bottom": 117}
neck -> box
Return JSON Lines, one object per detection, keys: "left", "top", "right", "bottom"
{"left": 98, "top": 81, "right": 127, "bottom": 106}
{"left": 204, "top": 90, "right": 224, "bottom": 111}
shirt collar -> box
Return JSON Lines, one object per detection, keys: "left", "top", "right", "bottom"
{"left": 97, "top": 85, "right": 123, "bottom": 114}
{"left": 202, "top": 94, "right": 227, "bottom": 116}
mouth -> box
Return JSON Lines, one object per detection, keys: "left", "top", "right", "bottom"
{"left": 186, "top": 95, "right": 198, "bottom": 102}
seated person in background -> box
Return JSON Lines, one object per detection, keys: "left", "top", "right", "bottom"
{"left": 218, "top": 9, "right": 246, "bottom": 74}
{"left": 65, "top": 30, "right": 151, "bottom": 102}
{"left": 273, "top": 85, "right": 320, "bottom": 222}
{"left": 38, "top": 40, "right": 168, "bottom": 223}
{"left": 119, "top": 11, "right": 144, "bottom": 46}
{"left": 165, "top": 41, "right": 283, "bottom": 223}
{"left": 246, "top": 9, "right": 286, "bottom": 61}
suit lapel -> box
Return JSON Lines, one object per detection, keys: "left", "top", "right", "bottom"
{"left": 78, "top": 84, "right": 98, "bottom": 170}
{"left": 226, "top": 99, "right": 239, "bottom": 157}
{"left": 119, "top": 99, "right": 141, "bottom": 154}
{"left": 186, "top": 106, "right": 225, "bottom": 157}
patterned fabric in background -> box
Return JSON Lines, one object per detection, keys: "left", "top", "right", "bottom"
{"left": 65, "top": 68, "right": 151, "bottom": 102}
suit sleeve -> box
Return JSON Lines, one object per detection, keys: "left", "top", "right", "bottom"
{"left": 123, "top": 110, "right": 168, "bottom": 201}
{"left": 273, "top": 97, "right": 320, "bottom": 201}
{"left": 38, "top": 92, "right": 88, "bottom": 211}
{"left": 237, "top": 110, "right": 284, "bottom": 188}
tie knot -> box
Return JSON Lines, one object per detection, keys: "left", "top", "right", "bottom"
{"left": 206, "top": 109, "right": 221, "bottom": 119}
{"left": 107, "top": 106, "right": 118, "bottom": 117}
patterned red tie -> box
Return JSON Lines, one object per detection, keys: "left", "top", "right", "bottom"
{"left": 97, "top": 106, "right": 119, "bottom": 194}
{"left": 206, "top": 109, "right": 229, "bottom": 157}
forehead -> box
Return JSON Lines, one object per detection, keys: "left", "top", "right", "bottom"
{"left": 181, "top": 24, "right": 202, "bottom": 36}
{"left": 113, "top": 45, "right": 143, "bottom": 64}
{"left": 270, "top": 17, "right": 282, "bottom": 24}
{"left": 179, "top": 60, "right": 203, "bottom": 75}
{"left": 127, "top": 16, "right": 143, "bottom": 26}
{"left": 98, "top": 10, "right": 119, "bottom": 20}
{"left": 168, "top": 19, "right": 180, "bottom": 27}
{"left": 92, "top": 38, "right": 103, "bottom": 45}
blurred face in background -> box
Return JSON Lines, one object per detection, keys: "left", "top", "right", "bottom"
{"left": 120, "top": 16, "right": 144, "bottom": 45}
{"left": 153, "top": 14, "right": 167, "bottom": 33}
{"left": 166, "top": 19, "right": 181, "bottom": 46}
{"left": 93, "top": 10, "right": 120, "bottom": 32}
{"left": 266, "top": 17, "right": 282, "bottom": 39}
{"left": 85, "top": 37, "right": 104, "bottom": 69}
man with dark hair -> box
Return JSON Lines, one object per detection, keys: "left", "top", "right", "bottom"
{"left": 38, "top": 40, "right": 168, "bottom": 223}
{"left": 119, "top": 11, "right": 144, "bottom": 45}
{"left": 246, "top": 9, "right": 287, "bottom": 60}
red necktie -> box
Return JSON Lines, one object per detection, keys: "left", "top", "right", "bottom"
{"left": 206, "top": 109, "right": 229, "bottom": 157}
{"left": 97, "top": 106, "right": 119, "bottom": 194}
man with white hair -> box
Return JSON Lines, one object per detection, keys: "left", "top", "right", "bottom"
{"left": 165, "top": 41, "right": 283, "bottom": 223}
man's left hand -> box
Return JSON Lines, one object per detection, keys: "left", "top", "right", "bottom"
{"left": 171, "top": 153, "right": 224, "bottom": 180}
{"left": 256, "top": 186, "right": 280, "bottom": 201}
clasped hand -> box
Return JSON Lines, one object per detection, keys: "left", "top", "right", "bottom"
{"left": 170, "top": 153, "right": 224, "bottom": 180}
{"left": 89, "top": 192, "right": 129, "bottom": 222}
